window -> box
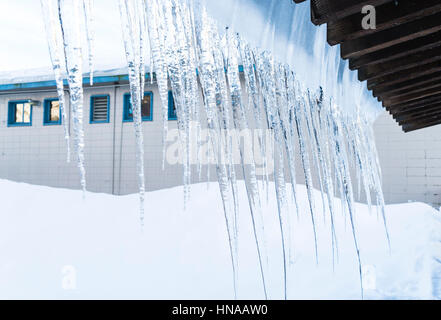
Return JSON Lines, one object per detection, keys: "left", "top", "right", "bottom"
{"left": 123, "top": 92, "right": 153, "bottom": 122}
{"left": 90, "top": 95, "right": 110, "bottom": 123}
{"left": 8, "top": 100, "right": 32, "bottom": 126}
{"left": 43, "top": 98, "right": 61, "bottom": 125}
{"left": 168, "top": 91, "right": 177, "bottom": 120}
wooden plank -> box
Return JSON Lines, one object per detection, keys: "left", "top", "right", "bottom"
{"left": 367, "top": 60, "right": 441, "bottom": 90}
{"left": 341, "top": 12, "right": 441, "bottom": 59}
{"left": 398, "top": 107, "right": 441, "bottom": 124}
{"left": 394, "top": 103, "right": 441, "bottom": 121}
{"left": 379, "top": 80, "right": 441, "bottom": 102}
{"left": 358, "top": 46, "right": 441, "bottom": 81}
{"left": 349, "top": 31, "right": 441, "bottom": 70}
{"left": 373, "top": 72, "right": 441, "bottom": 98}
{"left": 327, "top": 0, "right": 441, "bottom": 46}
{"left": 384, "top": 87, "right": 441, "bottom": 107}
{"left": 387, "top": 93, "right": 441, "bottom": 112}
{"left": 389, "top": 99, "right": 441, "bottom": 116}
{"left": 397, "top": 105, "right": 441, "bottom": 124}
{"left": 311, "top": 0, "right": 393, "bottom": 25}
{"left": 403, "top": 117, "right": 441, "bottom": 132}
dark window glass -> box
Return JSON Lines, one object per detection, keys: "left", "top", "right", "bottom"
{"left": 123, "top": 92, "right": 153, "bottom": 122}
{"left": 49, "top": 100, "right": 60, "bottom": 122}
{"left": 168, "top": 91, "right": 177, "bottom": 120}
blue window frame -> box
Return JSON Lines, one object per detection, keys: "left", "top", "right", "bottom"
{"left": 8, "top": 100, "right": 32, "bottom": 127}
{"left": 90, "top": 95, "right": 110, "bottom": 124}
{"left": 168, "top": 91, "right": 177, "bottom": 120}
{"left": 43, "top": 98, "right": 61, "bottom": 125}
{"left": 123, "top": 92, "right": 153, "bottom": 122}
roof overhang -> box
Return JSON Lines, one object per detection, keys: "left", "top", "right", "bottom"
{"left": 294, "top": 0, "right": 441, "bottom": 132}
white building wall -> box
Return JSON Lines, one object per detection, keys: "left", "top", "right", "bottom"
{"left": 0, "top": 84, "right": 185, "bottom": 195}
{"left": 374, "top": 111, "right": 441, "bottom": 206}
{"left": 1, "top": 83, "right": 440, "bottom": 206}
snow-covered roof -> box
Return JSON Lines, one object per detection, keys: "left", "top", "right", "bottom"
{"left": 0, "top": 66, "right": 134, "bottom": 92}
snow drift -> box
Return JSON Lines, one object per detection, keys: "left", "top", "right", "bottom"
{"left": 0, "top": 179, "right": 440, "bottom": 299}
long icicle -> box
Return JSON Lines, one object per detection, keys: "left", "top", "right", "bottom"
{"left": 40, "top": 0, "right": 71, "bottom": 163}
{"left": 57, "top": 0, "right": 87, "bottom": 194}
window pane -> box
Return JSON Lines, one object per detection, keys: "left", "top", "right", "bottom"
{"left": 50, "top": 101, "right": 60, "bottom": 122}
{"left": 171, "top": 100, "right": 176, "bottom": 118}
{"left": 15, "top": 103, "right": 23, "bottom": 123}
{"left": 23, "top": 103, "right": 31, "bottom": 123}
{"left": 141, "top": 94, "right": 151, "bottom": 118}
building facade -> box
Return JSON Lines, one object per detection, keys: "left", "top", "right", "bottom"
{"left": 0, "top": 70, "right": 185, "bottom": 195}
{"left": 0, "top": 69, "right": 440, "bottom": 206}
{"left": 374, "top": 111, "right": 441, "bottom": 206}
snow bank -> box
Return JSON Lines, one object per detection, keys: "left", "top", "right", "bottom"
{"left": 0, "top": 179, "right": 440, "bottom": 299}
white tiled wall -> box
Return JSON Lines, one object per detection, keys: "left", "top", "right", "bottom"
{"left": 0, "top": 84, "right": 186, "bottom": 195}
{"left": 1, "top": 85, "right": 440, "bottom": 206}
{"left": 374, "top": 111, "right": 441, "bottom": 206}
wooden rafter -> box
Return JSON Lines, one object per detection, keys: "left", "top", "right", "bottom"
{"left": 293, "top": 0, "right": 441, "bottom": 132}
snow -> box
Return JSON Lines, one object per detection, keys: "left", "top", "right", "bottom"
{"left": 0, "top": 178, "right": 440, "bottom": 299}
{"left": 0, "top": 66, "right": 129, "bottom": 86}
{"left": 2, "top": 0, "right": 439, "bottom": 300}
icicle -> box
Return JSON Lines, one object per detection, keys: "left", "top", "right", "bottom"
{"left": 40, "top": 0, "right": 71, "bottom": 163}
{"left": 277, "top": 66, "right": 300, "bottom": 217}
{"left": 238, "top": 37, "right": 269, "bottom": 197}
{"left": 146, "top": 0, "right": 170, "bottom": 171}
{"left": 293, "top": 90, "right": 319, "bottom": 263}
{"left": 225, "top": 30, "right": 270, "bottom": 299}
{"left": 44, "top": 0, "right": 392, "bottom": 301}
{"left": 57, "top": 0, "right": 87, "bottom": 194}
{"left": 328, "top": 101, "right": 364, "bottom": 298}
{"left": 82, "top": 0, "right": 94, "bottom": 86}
{"left": 305, "top": 90, "right": 327, "bottom": 222}
{"left": 118, "top": 0, "right": 146, "bottom": 224}
{"left": 194, "top": 7, "right": 239, "bottom": 297}
{"left": 254, "top": 51, "right": 292, "bottom": 299}
{"left": 307, "top": 88, "right": 338, "bottom": 266}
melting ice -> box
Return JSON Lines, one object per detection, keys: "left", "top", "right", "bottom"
{"left": 40, "top": 0, "right": 389, "bottom": 300}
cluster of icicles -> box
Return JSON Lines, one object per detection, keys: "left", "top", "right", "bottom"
{"left": 40, "top": 0, "right": 389, "bottom": 299}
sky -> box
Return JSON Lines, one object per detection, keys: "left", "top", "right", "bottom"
{"left": 0, "top": 0, "right": 302, "bottom": 73}
{"left": 0, "top": 0, "right": 380, "bottom": 115}
{"left": 0, "top": 0, "right": 125, "bottom": 72}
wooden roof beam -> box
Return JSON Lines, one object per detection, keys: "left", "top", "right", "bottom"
{"left": 349, "top": 31, "right": 441, "bottom": 70}
{"left": 390, "top": 99, "right": 441, "bottom": 118}
{"left": 373, "top": 72, "right": 441, "bottom": 98}
{"left": 380, "top": 82, "right": 441, "bottom": 104}
{"left": 387, "top": 93, "right": 441, "bottom": 112}
{"left": 379, "top": 80, "right": 441, "bottom": 102}
{"left": 367, "top": 60, "right": 441, "bottom": 90}
{"left": 403, "top": 117, "right": 441, "bottom": 132}
{"left": 396, "top": 105, "right": 441, "bottom": 124}
{"left": 328, "top": 0, "right": 441, "bottom": 46}
{"left": 393, "top": 102, "right": 441, "bottom": 120}
{"left": 384, "top": 87, "right": 441, "bottom": 108}
{"left": 310, "top": 0, "right": 393, "bottom": 25}
{"left": 358, "top": 46, "right": 441, "bottom": 81}
{"left": 341, "top": 11, "right": 441, "bottom": 59}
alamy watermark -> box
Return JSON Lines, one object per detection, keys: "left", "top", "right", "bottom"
{"left": 362, "top": 5, "right": 377, "bottom": 30}
{"left": 165, "top": 122, "right": 275, "bottom": 175}
{"left": 61, "top": 265, "right": 77, "bottom": 290}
